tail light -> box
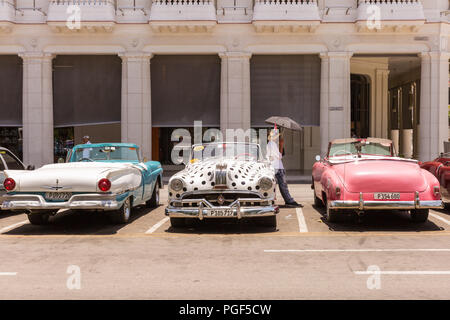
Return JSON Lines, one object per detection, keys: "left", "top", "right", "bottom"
{"left": 98, "top": 178, "right": 111, "bottom": 192}
{"left": 335, "top": 186, "right": 341, "bottom": 198}
{"left": 4, "top": 178, "right": 16, "bottom": 191}
{"left": 433, "top": 186, "right": 440, "bottom": 197}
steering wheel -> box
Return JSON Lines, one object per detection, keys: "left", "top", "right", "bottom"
{"left": 332, "top": 150, "right": 353, "bottom": 157}
{"left": 79, "top": 158, "right": 94, "bottom": 162}
{"left": 235, "top": 153, "right": 255, "bottom": 161}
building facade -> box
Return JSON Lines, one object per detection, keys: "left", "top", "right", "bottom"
{"left": 0, "top": 0, "right": 449, "bottom": 171}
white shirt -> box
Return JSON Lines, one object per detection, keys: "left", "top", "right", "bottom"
{"left": 82, "top": 141, "right": 92, "bottom": 159}
{"left": 266, "top": 140, "right": 284, "bottom": 170}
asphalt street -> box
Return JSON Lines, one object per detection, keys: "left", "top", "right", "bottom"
{"left": 0, "top": 184, "right": 449, "bottom": 299}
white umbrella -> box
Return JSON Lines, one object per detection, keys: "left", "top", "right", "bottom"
{"left": 265, "top": 116, "right": 303, "bottom": 131}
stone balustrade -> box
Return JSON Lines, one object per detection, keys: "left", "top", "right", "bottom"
{"left": 149, "top": 0, "right": 217, "bottom": 32}
{"left": 252, "top": 0, "right": 321, "bottom": 33}
{"left": 0, "top": 0, "right": 15, "bottom": 32}
{"left": 356, "top": 0, "right": 425, "bottom": 32}
{"left": 0, "top": 0, "right": 446, "bottom": 31}
{"left": 47, "top": 0, "right": 116, "bottom": 32}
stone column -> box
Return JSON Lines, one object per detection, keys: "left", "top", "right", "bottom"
{"left": 319, "top": 52, "right": 353, "bottom": 156}
{"left": 19, "top": 52, "right": 54, "bottom": 167}
{"left": 374, "top": 68, "right": 390, "bottom": 138}
{"left": 219, "top": 52, "right": 252, "bottom": 132}
{"left": 418, "top": 52, "right": 449, "bottom": 161}
{"left": 119, "top": 52, "right": 153, "bottom": 160}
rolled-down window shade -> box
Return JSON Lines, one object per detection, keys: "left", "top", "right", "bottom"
{"left": 0, "top": 55, "right": 22, "bottom": 126}
{"left": 151, "top": 55, "right": 220, "bottom": 127}
{"left": 53, "top": 55, "right": 121, "bottom": 127}
{"left": 250, "top": 55, "right": 320, "bottom": 127}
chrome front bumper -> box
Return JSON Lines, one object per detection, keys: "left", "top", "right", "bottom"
{"left": 330, "top": 192, "right": 443, "bottom": 210}
{"left": 1, "top": 194, "right": 121, "bottom": 211}
{"left": 165, "top": 198, "right": 279, "bottom": 219}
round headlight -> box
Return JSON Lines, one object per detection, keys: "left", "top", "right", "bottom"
{"left": 170, "top": 178, "right": 184, "bottom": 192}
{"left": 258, "top": 177, "right": 273, "bottom": 191}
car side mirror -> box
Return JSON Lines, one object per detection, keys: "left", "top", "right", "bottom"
{"left": 26, "top": 165, "right": 35, "bottom": 170}
{"left": 315, "top": 155, "right": 321, "bottom": 162}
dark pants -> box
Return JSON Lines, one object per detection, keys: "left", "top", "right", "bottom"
{"left": 275, "top": 169, "right": 295, "bottom": 204}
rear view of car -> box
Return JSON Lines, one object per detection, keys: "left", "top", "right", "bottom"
{"left": 312, "top": 138, "right": 443, "bottom": 223}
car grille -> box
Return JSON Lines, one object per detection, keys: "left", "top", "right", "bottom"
{"left": 214, "top": 163, "right": 227, "bottom": 188}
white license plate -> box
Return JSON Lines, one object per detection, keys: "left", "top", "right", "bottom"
{"left": 45, "top": 192, "right": 72, "bottom": 201}
{"left": 207, "top": 209, "right": 234, "bottom": 217}
{"left": 374, "top": 193, "right": 400, "bottom": 200}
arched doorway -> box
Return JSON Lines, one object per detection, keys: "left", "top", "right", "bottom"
{"left": 351, "top": 74, "right": 371, "bottom": 138}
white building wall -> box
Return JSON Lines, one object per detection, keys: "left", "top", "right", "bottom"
{"left": 19, "top": 52, "right": 54, "bottom": 167}
{"left": 418, "top": 52, "right": 450, "bottom": 161}
{"left": 0, "top": 0, "right": 448, "bottom": 165}
{"left": 319, "top": 52, "right": 353, "bottom": 156}
{"left": 120, "top": 52, "right": 152, "bottom": 160}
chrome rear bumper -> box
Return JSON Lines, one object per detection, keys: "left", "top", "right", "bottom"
{"left": 1, "top": 194, "right": 121, "bottom": 211}
{"left": 330, "top": 192, "right": 443, "bottom": 210}
{"left": 165, "top": 198, "right": 279, "bottom": 219}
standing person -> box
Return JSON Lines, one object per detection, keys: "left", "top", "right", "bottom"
{"left": 266, "top": 128, "right": 302, "bottom": 208}
{"left": 81, "top": 135, "right": 92, "bottom": 159}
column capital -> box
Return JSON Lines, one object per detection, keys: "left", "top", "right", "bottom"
{"left": 19, "top": 52, "right": 55, "bottom": 61}
{"left": 419, "top": 51, "right": 450, "bottom": 60}
{"left": 119, "top": 52, "right": 154, "bottom": 61}
{"left": 375, "top": 68, "right": 390, "bottom": 76}
{"left": 219, "top": 52, "right": 252, "bottom": 60}
{"left": 319, "top": 51, "right": 354, "bottom": 60}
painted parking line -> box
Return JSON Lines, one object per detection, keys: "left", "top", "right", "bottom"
{"left": 0, "top": 220, "right": 28, "bottom": 234}
{"left": 295, "top": 208, "right": 308, "bottom": 233}
{"left": 264, "top": 248, "right": 450, "bottom": 253}
{"left": 0, "top": 272, "right": 17, "bottom": 276}
{"left": 429, "top": 212, "right": 450, "bottom": 226}
{"left": 354, "top": 271, "right": 450, "bottom": 275}
{"left": 145, "top": 217, "right": 170, "bottom": 234}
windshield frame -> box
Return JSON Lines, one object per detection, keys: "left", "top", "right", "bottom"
{"left": 190, "top": 142, "right": 263, "bottom": 163}
{"left": 69, "top": 144, "right": 141, "bottom": 163}
{"left": 327, "top": 140, "right": 394, "bottom": 158}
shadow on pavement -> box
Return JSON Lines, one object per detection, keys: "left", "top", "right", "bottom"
{"left": 3, "top": 205, "right": 159, "bottom": 236}
{"left": 312, "top": 205, "right": 444, "bottom": 232}
{"left": 0, "top": 210, "right": 25, "bottom": 219}
{"left": 165, "top": 218, "right": 278, "bottom": 235}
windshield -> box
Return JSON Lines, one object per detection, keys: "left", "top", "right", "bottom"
{"left": 329, "top": 141, "right": 392, "bottom": 158}
{"left": 71, "top": 146, "right": 139, "bottom": 162}
{"left": 191, "top": 143, "right": 261, "bottom": 162}
{"left": 0, "top": 150, "right": 24, "bottom": 170}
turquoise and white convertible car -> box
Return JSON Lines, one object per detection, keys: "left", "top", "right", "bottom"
{"left": 2, "top": 143, "right": 162, "bottom": 225}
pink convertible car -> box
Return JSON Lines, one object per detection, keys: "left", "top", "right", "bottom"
{"left": 312, "top": 138, "right": 442, "bottom": 223}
